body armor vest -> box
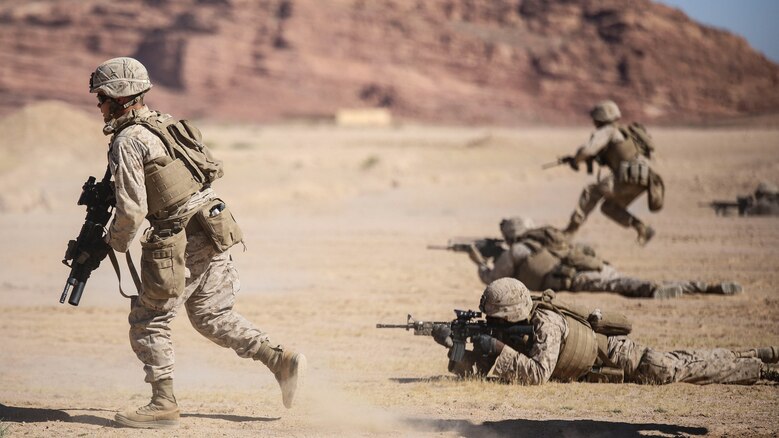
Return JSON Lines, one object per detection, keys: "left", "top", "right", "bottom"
{"left": 515, "top": 241, "right": 560, "bottom": 291}
{"left": 112, "top": 110, "right": 222, "bottom": 218}
{"left": 597, "top": 125, "right": 640, "bottom": 173}
{"left": 551, "top": 314, "right": 599, "bottom": 381}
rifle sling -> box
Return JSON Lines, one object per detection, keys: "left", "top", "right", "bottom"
{"left": 108, "top": 250, "right": 141, "bottom": 299}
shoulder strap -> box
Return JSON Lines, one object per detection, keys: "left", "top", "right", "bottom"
{"left": 107, "top": 250, "right": 141, "bottom": 299}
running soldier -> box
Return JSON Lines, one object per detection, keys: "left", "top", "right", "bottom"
{"left": 465, "top": 217, "right": 742, "bottom": 299}
{"left": 431, "top": 278, "right": 777, "bottom": 385}
{"left": 88, "top": 57, "right": 305, "bottom": 429}
{"left": 562, "top": 101, "right": 662, "bottom": 245}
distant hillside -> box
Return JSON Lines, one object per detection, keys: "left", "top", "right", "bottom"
{"left": 0, "top": 0, "right": 777, "bottom": 124}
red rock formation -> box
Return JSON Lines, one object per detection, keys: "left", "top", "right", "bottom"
{"left": 0, "top": 0, "right": 776, "bottom": 124}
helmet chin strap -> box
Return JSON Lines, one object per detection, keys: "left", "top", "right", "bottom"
{"left": 102, "top": 93, "right": 145, "bottom": 135}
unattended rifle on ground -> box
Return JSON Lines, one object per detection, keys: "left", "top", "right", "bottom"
{"left": 427, "top": 237, "right": 506, "bottom": 259}
{"left": 700, "top": 196, "right": 751, "bottom": 216}
{"left": 60, "top": 167, "right": 115, "bottom": 306}
{"left": 377, "top": 309, "right": 534, "bottom": 372}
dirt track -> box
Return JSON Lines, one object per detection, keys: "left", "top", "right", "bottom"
{"left": 1, "top": 115, "right": 778, "bottom": 437}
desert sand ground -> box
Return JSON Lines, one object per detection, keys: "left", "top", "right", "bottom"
{"left": 1, "top": 104, "right": 778, "bottom": 437}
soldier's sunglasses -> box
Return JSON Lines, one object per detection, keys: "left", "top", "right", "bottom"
{"left": 96, "top": 94, "right": 109, "bottom": 105}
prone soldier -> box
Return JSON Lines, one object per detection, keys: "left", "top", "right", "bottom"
{"left": 429, "top": 278, "right": 777, "bottom": 385}
{"left": 702, "top": 182, "right": 779, "bottom": 216}
{"left": 457, "top": 216, "right": 742, "bottom": 299}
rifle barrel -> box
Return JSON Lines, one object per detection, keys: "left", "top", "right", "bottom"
{"left": 376, "top": 324, "right": 411, "bottom": 329}
{"left": 426, "top": 245, "right": 450, "bottom": 250}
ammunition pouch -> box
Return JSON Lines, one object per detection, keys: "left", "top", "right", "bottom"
{"left": 616, "top": 160, "right": 651, "bottom": 187}
{"left": 647, "top": 170, "right": 664, "bottom": 212}
{"left": 144, "top": 156, "right": 201, "bottom": 217}
{"left": 195, "top": 198, "right": 244, "bottom": 252}
{"left": 140, "top": 227, "right": 187, "bottom": 300}
{"left": 544, "top": 264, "right": 576, "bottom": 290}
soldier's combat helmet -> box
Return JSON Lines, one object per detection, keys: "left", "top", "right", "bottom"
{"left": 756, "top": 181, "right": 778, "bottom": 197}
{"left": 89, "top": 57, "right": 153, "bottom": 98}
{"left": 499, "top": 216, "right": 535, "bottom": 243}
{"left": 479, "top": 278, "right": 533, "bottom": 323}
{"left": 590, "top": 100, "right": 621, "bottom": 123}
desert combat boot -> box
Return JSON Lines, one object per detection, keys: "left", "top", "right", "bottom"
{"left": 255, "top": 342, "right": 307, "bottom": 408}
{"left": 115, "top": 379, "right": 179, "bottom": 429}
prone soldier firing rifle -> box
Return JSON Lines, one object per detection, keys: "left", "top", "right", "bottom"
{"left": 427, "top": 237, "right": 506, "bottom": 260}
{"left": 377, "top": 309, "right": 533, "bottom": 374}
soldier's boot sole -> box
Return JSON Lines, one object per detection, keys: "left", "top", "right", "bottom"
{"left": 275, "top": 352, "right": 306, "bottom": 409}
{"left": 637, "top": 226, "right": 656, "bottom": 246}
{"left": 757, "top": 346, "right": 779, "bottom": 364}
{"left": 652, "top": 285, "right": 683, "bottom": 299}
{"left": 708, "top": 282, "right": 743, "bottom": 295}
{"left": 114, "top": 408, "right": 179, "bottom": 429}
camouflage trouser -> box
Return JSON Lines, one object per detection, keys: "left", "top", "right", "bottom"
{"left": 607, "top": 336, "right": 761, "bottom": 385}
{"left": 571, "top": 264, "right": 655, "bottom": 298}
{"left": 128, "top": 230, "right": 270, "bottom": 383}
{"left": 571, "top": 265, "right": 714, "bottom": 297}
{"left": 569, "top": 175, "right": 646, "bottom": 229}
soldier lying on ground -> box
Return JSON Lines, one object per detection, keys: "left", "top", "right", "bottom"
{"left": 431, "top": 278, "right": 778, "bottom": 385}
{"left": 88, "top": 57, "right": 305, "bottom": 429}
{"left": 464, "top": 217, "right": 742, "bottom": 299}
{"left": 703, "top": 181, "right": 779, "bottom": 216}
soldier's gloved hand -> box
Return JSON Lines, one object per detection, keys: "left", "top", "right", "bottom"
{"left": 472, "top": 334, "right": 504, "bottom": 356}
{"left": 563, "top": 156, "right": 579, "bottom": 171}
{"left": 85, "top": 238, "right": 112, "bottom": 264}
{"left": 467, "top": 244, "right": 486, "bottom": 266}
{"left": 431, "top": 324, "right": 453, "bottom": 348}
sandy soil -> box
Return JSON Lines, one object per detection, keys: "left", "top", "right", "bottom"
{"left": 1, "top": 112, "right": 778, "bottom": 437}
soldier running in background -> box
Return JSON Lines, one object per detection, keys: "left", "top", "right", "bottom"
{"left": 561, "top": 101, "right": 663, "bottom": 245}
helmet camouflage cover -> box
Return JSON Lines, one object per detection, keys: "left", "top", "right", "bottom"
{"left": 479, "top": 278, "right": 533, "bottom": 323}
{"left": 500, "top": 216, "right": 535, "bottom": 242}
{"left": 590, "top": 100, "right": 621, "bottom": 123}
{"left": 756, "top": 181, "right": 778, "bottom": 197}
{"left": 89, "top": 57, "right": 153, "bottom": 98}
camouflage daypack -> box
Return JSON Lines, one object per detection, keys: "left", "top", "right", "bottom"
{"left": 621, "top": 122, "right": 655, "bottom": 159}
{"left": 133, "top": 112, "right": 224, "bottom": 185}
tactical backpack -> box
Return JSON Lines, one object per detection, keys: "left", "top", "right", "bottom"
{"left": 621, "top": 122, "right": 655, "bottom": 160}
{"left": 133, "top": 112, "right": 224, "bottom": 185}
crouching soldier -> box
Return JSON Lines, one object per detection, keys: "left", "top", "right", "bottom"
{"left": 432, "top": 278, "right": 777, "bottom": 385}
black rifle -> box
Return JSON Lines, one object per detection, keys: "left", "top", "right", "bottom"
{"left": 427, "top": 237, "right": 506, "bottom": 259}
{"left": 700, "top": 196, "right": 752, "bottom": 216}
{"left": 542, "top": 155, "right": 595, "bottom": 174}
{"left": 377, "top": 309, "right": 533, "bottom": 372}
{"left": 60, "top": 167, "right": 115, "bottom": 306}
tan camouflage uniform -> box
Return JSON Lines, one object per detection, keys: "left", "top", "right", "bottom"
{"left": 487, "top": 309, "right": 762, "bottom": 385}
{"left": 107, "top": 106, "right": 274, "bottom": 383}
{"left": 477, "top": 242, "right": 712, "bottom": 297}
{"left": 568, "top": 124, "right": 649, "bottom": 231}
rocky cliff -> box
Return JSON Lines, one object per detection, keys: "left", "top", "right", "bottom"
{"left": 0, "top": 0, "right": 777, "bottom": 124}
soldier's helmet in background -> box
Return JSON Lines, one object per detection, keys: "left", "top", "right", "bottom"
{"left": 500, "top": 216, "right": 535, "bottom": 243}
{"left": 479, "top": 278, "right": 533, "bottom": 323}
{"left": 590, "top": 100, "right": 621, "bottom": 123}
{"left": 756, "top": 181, "right": 779, "bottom": 198}
{"left": 89, "top": 57, "right": 153, "bottom": 98}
